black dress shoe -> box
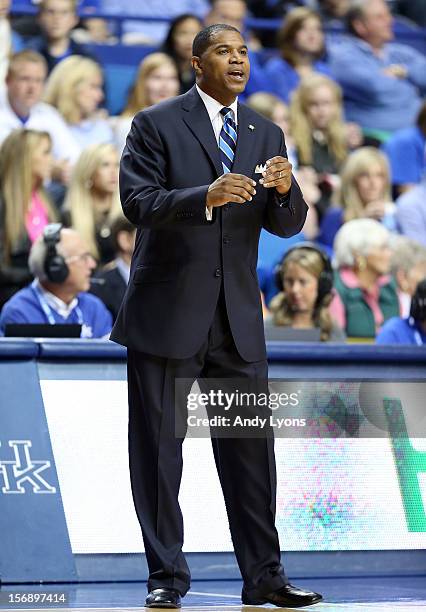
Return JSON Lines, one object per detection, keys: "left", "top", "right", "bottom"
{"left": 242, "top": 583, "right": 323, "bottom": 608}
{"left": 145, "top": 588, "right": 181, "bottom": 608}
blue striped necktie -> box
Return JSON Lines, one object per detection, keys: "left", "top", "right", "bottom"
{"left": 219, "top": 107, "right": 237, "bottom": 174}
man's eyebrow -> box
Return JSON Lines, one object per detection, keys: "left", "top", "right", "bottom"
{"left": 214, "top": 43, "right": 248, "bottom": 50}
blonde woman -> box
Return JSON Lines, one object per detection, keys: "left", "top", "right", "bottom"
{"left": 267, "top": 244, "right": 344, "bottom": 341}
{"left": 44, "top": 55, "right": 113, "bottom": 150}
{"left": 0, "top": 128, "right": 57, "bottom": 306}
{"left": 62, "top": 143, "right": 122, "bottom": 264}
{"left": 290, "top": 74, "right": 362, "bottom": 217}
{"left": 264, "top": 7, "right": 331, "bottom": 103}
{"left": 111, "top": 52, "right": 180, "bottom": 153}
{"left": 318, "top": 147, "right": 398, "bottom": 248}
{"left": 290, "top": 74, "right": 351, "bottom": 173}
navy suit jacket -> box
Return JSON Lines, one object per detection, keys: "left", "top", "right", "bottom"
{"left": 111, "top": 86, "right": 308, "bottom": 361}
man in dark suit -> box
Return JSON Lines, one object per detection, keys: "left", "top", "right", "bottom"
{"left": 111, "top": 23, "right": 323, "bottom": 609}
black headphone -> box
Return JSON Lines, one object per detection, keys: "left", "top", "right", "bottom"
{"left": 43, "top": 223, "right": 69, "bottom": 283}
{"left": 274, "top": 242, "right": 334, "bottom": 305}
{"left": 410, "top": 278, "right": 426, "bottom": 322}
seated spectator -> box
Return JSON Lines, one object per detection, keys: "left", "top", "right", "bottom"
{"left": 290, "top": 74, "right": 363, "bottom": 217}
{"left": 0, "top": 128, "right": 57, "bottom": 309}
{"left": 331, "top": 218, "right": 400, "bottom": 338}
{"left": 318, "top": 147, "right": 397, "bottom": 249}
{"left": 328, "top": 0, "right": 426, "bottom": 137}
{"left": 266, "top": 243, "right": 345, "bottom": 341}
{"left": 0, "top": 50, "right": 80, "bottom": 182}
{"left": 62, "top": 143, "right": 122, "bottom": 265}
{"left": 44, "top": 55, "right": 113, "bottom": 150}
{"left": 73, "top": 17, "right": 117, "bottom": 44}
{"left": 382, "top": 101, "right": 426, "bottom": 196}
{"left": 376, "top": 278, "right": 426, "bottom": 345}
{"left": 0, "top": 0, "right": 24, "bottom": 89}
{"left": 111, "top": 52, "right": 180, "bottom": 154}
{"left": 395, "top": 176, "right": 426, "bottom": 247}
{"left": 90, "top": 216, "right": 136, "bottom": 321}
{"left": 27, "top": 0, "right": 94, "bottom": 74}
{"left": 0, "top": 225, "right": 112, "bottom": 338}
{"left": 161, "top": 14, "right": 203, "bottom": 94}
{"left": 389, "top": 236, "right": 426, "bottom": 317}
{"left": 264, "top": 7, "right": 332, "bottom": 103}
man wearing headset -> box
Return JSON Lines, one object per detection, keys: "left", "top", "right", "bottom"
{"left": 0, "top": 224, "right": 112, "bottom": 338}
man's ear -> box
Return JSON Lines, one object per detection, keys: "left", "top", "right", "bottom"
{"left": 191, "top": 56, "right": 202, "bottom": 77}
{"left": 352, "top": 18, "right": 366, "bottom": 38}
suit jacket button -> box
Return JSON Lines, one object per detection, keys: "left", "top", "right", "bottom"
{"left": 214, "top": 268, "right": 221, "bottom": 277}
{"left": 223, "top": 235, "right": 230, "bottom": 244}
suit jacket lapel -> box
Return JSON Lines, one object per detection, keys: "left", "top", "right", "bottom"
{"left": 181, "top": 87, "right": 223, "bottom": 177}
{"left": 232, "top": 103, "right": 258, "bottom": 178}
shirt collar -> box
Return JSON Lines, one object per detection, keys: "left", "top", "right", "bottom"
{"left": 36, "top": 279, "right": 79, "bottom": 319}
{"left": 196, "top": 84, "right": 238, "bottom": 125}
{"left": 116, "top": 256, "right": 130, "bottom": 284}
{"left": 352, "top": 36, "right": 388, "bottom": 60}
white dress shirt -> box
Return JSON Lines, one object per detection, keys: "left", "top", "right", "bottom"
{"left": 196, "top": 85, "right": 238, "bottom": 220}
{"left": 0, "top": 98, "right": 80, "bottom": 163}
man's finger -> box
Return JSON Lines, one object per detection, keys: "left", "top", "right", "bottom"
{"left": 223, "top": 174, "right": 257, "bottom": 194}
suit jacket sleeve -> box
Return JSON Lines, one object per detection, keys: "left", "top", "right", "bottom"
{"left": 263, "top": 129, "right": 308, "bottom": 238}
{"left": 119, "top": 111, "right": 212, "bottom": 228}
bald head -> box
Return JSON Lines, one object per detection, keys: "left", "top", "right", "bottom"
{"left": 29, "top": 227, "right": 96, "bottom": 298}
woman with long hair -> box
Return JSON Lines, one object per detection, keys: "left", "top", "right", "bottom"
{"left": 264, "top": 7, "right": 331, "bottom": 103}
{"left": 318, "top": 147, "right": 398, "bottom": 249}
{"left": 267, "top": 244, "right": 345, "bottom": 341}
{"left": 290, "top": 74, "right": 361, "bottom": 217}
{"left": 0, "top": 128, "right": 57, "bottom": 306}
{"left": 44, "top": 55, "right": 113, "bottom": 150}
{"left": 290, "top": 74, "right": 349, "bottom": 173}
{"left": 111, "top": 52, "right": 180, "bottom": 153}
{"left": 62, "top": 143, "right": 122, "bottom": 265}
{"left": 161, "top": 14, "right": 203, "bottom": 94}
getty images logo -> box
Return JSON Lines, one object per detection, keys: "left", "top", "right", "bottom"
{"left": 0, "top": 440, "right": 56, "bottom": 494}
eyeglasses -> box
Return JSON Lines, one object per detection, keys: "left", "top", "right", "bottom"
{"left": 65, "top": 252, "right": 97, "bottom": 265}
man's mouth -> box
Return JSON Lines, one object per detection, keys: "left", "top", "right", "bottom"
{"left": 227, "top": 70, "right": 245, "bottom": 81}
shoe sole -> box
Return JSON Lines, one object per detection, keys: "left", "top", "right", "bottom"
{"left": 145, "top": 604, "right": 181, "bottom": 609}
{"left": 242, "top": 595, "right": 323, "bottom": 608}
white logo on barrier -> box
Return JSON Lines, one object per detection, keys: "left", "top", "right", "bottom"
{"left": 0, "top": 440, "right": 56, "bottom": 494}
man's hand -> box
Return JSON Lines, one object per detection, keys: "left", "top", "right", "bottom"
{"left": 206, "top": 173, "right": 256, "bottom": 207}
{"left": 383, "top": 64, "right": 408, "bottom": 79}
{"left": 259, "top": 156, "right": 292, "bottom": 194}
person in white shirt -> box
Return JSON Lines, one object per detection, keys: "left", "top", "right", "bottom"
{"left": 0, "top": 50, "right": 80, "bottom": 184}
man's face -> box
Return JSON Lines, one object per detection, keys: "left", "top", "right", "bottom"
{"left": 7, "top": 61, "right": 46, "bottom": 112}
{"left": 39, "top": 0, "right": 78, "bottom": 41}
{"left": 355, "top": 0, "right": 393, "bottom": 45}
{"left": 192, "top": 30, "right": 250, "bottom": 105}
{"left": 61, "top": 233, "right": 97, "bottom": 294}
{"left": 0, "top": 0, "right": 11, "bottom": 19}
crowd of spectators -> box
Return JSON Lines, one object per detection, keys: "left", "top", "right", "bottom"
{"left": 1, "top": 0, "right": 426, "bottom": 345}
